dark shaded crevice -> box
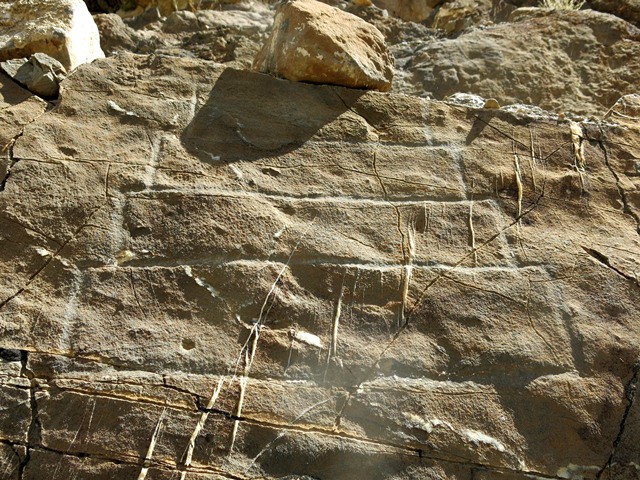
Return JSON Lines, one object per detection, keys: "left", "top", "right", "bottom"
{"left": 17, "top": 350, "right": 41, "bottom": 479}
{"left": 596, "top": 132, "right": 640, "bottom": 235}
{"left": 581, "top": 246, "right": 640, "bottom": 286}
{"left": 161, "top": 374, "right": 201, "bottom": 409}
{"left": 597, "top": 359, "right": 640, "bottom": 479}
{"left": 0, "top": 133, "right": 23, "bottom": 192}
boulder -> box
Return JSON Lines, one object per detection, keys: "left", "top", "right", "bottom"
{"left": 0, "top": 0, "right": 104, "bottom": 71}
{"left": 0, "top": 53, "right": 67, "bottom": 99}
{"left": 587, "top": 0, "right": 640, "bottom": 26}
{"left": 253, "top": 0, "right": 394, "bottom": 91}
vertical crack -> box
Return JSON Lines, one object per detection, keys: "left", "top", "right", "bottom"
{"left": 18, "top": 350, "right": 41, "bottom": 479}
{"left": 596, "top": 129, "right": 640, "bottom": 235}
{"left": 597, "top": 359, "right": 640, "bottom": 479}
{"left": 1, "top": 134, "right": 23, "bottom": 192}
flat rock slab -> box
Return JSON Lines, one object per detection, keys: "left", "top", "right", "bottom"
{"left": 0, "top": 0, "right": 104, "bottom": 70}
{"left": 253, "top": 0, "right": 394, "bottom": 91}
{"left": 0, "top": 52, "right": 639, "bottom": 479}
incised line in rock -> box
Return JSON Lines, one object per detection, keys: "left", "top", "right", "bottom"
{"left": 528, "top": 126, "right": 539, "bottom": 192}
{"left": 242, "top": 397, "right": 335, "bottom": 475}
{"left": 398, "top": 225, "right": 415, "bottom": 329}
{"left": 468, "top": 201, "right": 477, "bottom": 265}
{"left": 0, "top": 107, "right": 46, "bottom": 192}
{"left": 581, "top": 246, "right": 640, "bottom": 286}
{"left": 20, "top": 351, "right": 41, "bottom": 479}
{"left": 570, "top": 121, "right": 587, "bottom": 193}
{"left": 370, "top": 148, "right": 417, "bottom": 332}
{"left": 178, "top": 377, "right": 224, "bottom": 480}
{"left": 176, "top": 218, "right": 317, "bottom": 472}
{"left": 513, "top": 140, "right": 524, "bottom": 219}
{"left": 330, "top": 190, "right": 545, "bottom": 432}
{"left": 0, "top": 205, "right": 105, "bottom": 312}
{"left": 137, "top": 407, "right": 167, "bottom": 480}
{"left": 596, "top": 359, "right": 640, "bottom": 479}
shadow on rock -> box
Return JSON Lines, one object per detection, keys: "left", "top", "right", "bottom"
{"left": 181, "top": 68, "right": 364, "bottom": 163}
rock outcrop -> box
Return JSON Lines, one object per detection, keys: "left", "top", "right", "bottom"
{"left": 1, "top": 1, "right": 640, "bottom": 479}
{"left": 395, "top": 7, "right": 640, "bottom": 116}
{"left": 1, "top": 48, "right": 639, "bottom": 479}
{"left": 253, "top": 0, "right": 394, "bottom": 91}
{"left": 0, "top": 0, "right": 104, "bottom": 71}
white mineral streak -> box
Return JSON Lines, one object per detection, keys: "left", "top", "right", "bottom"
{"left": 294, "top": 330, "right": 323, "bottom": 348}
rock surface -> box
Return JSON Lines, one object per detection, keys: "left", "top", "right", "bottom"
{"left": 253, "top": 0, "right": 394, "bottom": 91}
{"left": 1, "top": 48, "right": 639, "bottom": 479}
{"left": 396, "top": 7, "right": 640, "bottom": 115}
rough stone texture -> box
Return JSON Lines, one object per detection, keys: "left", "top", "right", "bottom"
{"left": 90, "top": 1, "right": 640, "bottom": 116}
{"left": 94, "top": 4, "right": 273, "bottom": 67}
{"left": 371, "top": 0, "right": 443, "bottom": 22}
{"left": 253, "top": 0, "right": 394, "bottom": 91}
{"left": 586, "top": 0, "right": 640, "bottom": 27}
{"left": 0, "top": 0, "right": 105, "bottom": 71}
{"left": 398, "top": 8, "right": 640, "bottom": 116}
{"left": 0, "top": 49, "right": 639, "bottom": 479}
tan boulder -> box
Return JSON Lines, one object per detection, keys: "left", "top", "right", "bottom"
{"left": 0, "top": 0, "right": 104, "bottom": 71}
{"left": 253, "top": 0, "right": 394, "bottom": 91}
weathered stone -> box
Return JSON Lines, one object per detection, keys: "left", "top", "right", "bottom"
{"left": 1, "top": 53, "right": 67, "bottom": 99}
{"left": 163, "top": 7, "right": 272, "bottom": 34}
{"left": 604, "top": 93, "right": 640, "bottom": 122}
{"left": 586, "top": 0, "right": 640, "bottom": 26}
{"left": 0, "top": 50, "right": 638, "bottom": 478}
{"left": 253, "top": 0, "right": 394, "bottom": 91}
{"left": 402, "top": 8, "right": 640, "bottom": 115}
{"left": 372, "top": 0, "right": 443, "bottom": 22}
{"left": 0, "top": 0, "right": 104, "bottom": 71}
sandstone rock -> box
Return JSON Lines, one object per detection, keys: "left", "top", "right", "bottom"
{"left": 372, "top": 0, "right": 443, "bottom": 22}
{"left": 586, "top": 0, "right": 640, "bottom": 26}
{"left": 0, "top": 0, "right": 104, "bottom": 71}
{"left": 0, "top": 50, "right": 639, "bottom": 479}
{"left": 604, "top": 93, "right": 640, "bottom": 122}
{"left": 253, "top": 0, "right": 394, "bottom": 91}
{"left": 402, "top": 8, "right": 640, "bottom": 116}
{"left": 1, "top": 53, "right": 67, "bottom": 99}
{"left": 163, "top": 7, "right": 272, "bottom": 34}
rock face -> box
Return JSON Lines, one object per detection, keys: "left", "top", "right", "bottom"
{"left": 397, "top": 7, "right": 640, "bottom": 115}
{"left": 1, "top": 49, "right": 639, "bottom": 479}
{"left": 0, "top": 0, "right": 104, "bottom": 71}
{"left": 253, "top": 0, "right": 394, "bottom": 91}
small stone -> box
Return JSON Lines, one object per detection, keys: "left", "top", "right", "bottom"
{"left": 483, "top": 98, "right": 500, "bottom": 109}
{"left": 253, "top": 0, "right": 394, "bottom": 92}
{"left": 1, "top": 53, "right": 67, "bottom": 99}
{"left": 0, "top": 0, "right": 104, "bottom": 71}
